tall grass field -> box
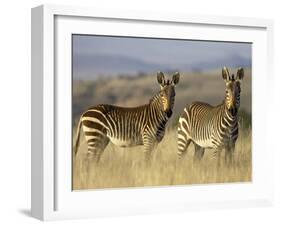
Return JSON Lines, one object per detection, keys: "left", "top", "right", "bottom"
{"left": 73, "top": 127, "right": 251, "bottom": 190}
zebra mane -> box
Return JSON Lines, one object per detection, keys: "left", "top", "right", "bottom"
{"left": 149, "top": 91, "right": 161, "bottom": 104}
{"left": 165, "top": 79, "right": 171, "bottom": 85}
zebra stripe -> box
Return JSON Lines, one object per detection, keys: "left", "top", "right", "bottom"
{"left": 177, "top": 67, "right": 244, "bottom": 165}
{"left": 74, "top": 72, "right": 180, "bottom": 164}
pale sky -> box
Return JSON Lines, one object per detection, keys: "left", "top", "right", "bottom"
{"left": 73, "top": 35, "right": 251, "bottom": 80}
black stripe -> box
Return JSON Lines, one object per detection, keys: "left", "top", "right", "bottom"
{"left": 83, "top": 110, "right": 107, "bottom": 124}
{"left": 84, "top": 131, "right": 103, "bottom": 137}
{"left": 182, "top": 120, "right": 189, "bottom": 134}
{"left": 87, "top": 138, "right": 100, "bottom": 144}
{"left": 82, "top": 120, "right": 105, "bottom": 131}
{"left": 178, "top": 130, "right": 187, "bottom": 140}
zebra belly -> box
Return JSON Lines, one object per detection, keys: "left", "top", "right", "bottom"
{"left": 194, "top": 137, "right": 233, "bottom": 149}
{"left": 108, "top": 136, "right": 142, "bottom": 147}
{"left": 193, "top": 139, "right": 215, "bottom": 149}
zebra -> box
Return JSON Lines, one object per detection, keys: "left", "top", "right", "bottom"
{"left": 74, "top": 71, "right": 180, "bottom": 168}
{"left": 177, "top": 67, "right": 244, "bottom": 166}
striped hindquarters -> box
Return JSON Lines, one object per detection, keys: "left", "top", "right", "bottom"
{"left": 79, "top": 105, "right": 112, "bottom": 153}
{"left": 78, "top": 104, "right": 148, "bottom": 150}
{"left": 178, "top": 102, "right": 214, "bottom": 142}
{"left": 177, "top": 102, "right": 239, "bottom": 157}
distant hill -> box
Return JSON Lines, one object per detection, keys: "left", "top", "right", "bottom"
{"left": 73, "top": 54, "right": 251, "bottom": 80}
{"left": 72, "top": 69, "right": 252, "bottom": 128}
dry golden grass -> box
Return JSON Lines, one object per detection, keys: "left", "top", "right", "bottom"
{"left": 73, "top": 128, "right": 252, "bottom": 190}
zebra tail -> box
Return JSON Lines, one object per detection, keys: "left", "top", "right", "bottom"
{"left": 74, "top": 117, "right": 83, "bottom": 156}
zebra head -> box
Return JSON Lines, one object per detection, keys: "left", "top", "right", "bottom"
{"left": 157, "top": 71, "right": 180, "bottom": 118}
{"left": 222, "top": 67, "right": 244, "bottom": 115}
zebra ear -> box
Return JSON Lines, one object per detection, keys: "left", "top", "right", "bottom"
{"left": 236, "top": 68, "right": 244, "bottom": 81}
{"left": 222, "top": 66, "right": 230, "bottom": 81}
{"left": 157, "top": 71, "right": 165, "bottom": 86}
{"left": 172, "top": 72, "right": 180, "bottom": 85}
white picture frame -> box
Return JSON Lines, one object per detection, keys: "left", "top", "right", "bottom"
{"left": 31, "top": 4, "right": 274, "bottom": 221}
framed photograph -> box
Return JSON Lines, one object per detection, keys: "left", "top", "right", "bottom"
{"left": 31, "top": 4, "right": 274, "bottom": 221}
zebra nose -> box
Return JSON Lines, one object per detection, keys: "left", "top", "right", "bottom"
{"left": 166, "top": 109, "right": 173, "bottom": 118}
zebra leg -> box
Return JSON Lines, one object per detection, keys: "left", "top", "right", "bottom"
{"left": 142, "top": 134, "right": 155, "bottom": 165}
{"left": 177, "top": 139, "right": 192, "bottom": 159}
{"left": 224, "top": 148, "right": 229, "bottom": 166}
{"left": 230, "top": 144, "right": 235, "bottom": 166}
{"left": 225, "top": 144, "right": 235, "bottom": 167}
{"left": 193, "top": 143, "right": 205, "bottom": 164}
{"left": 216, "top": 148, "right": 222, "bottom": 168}
{"left": 144, "top": 144, "right": 154, "bottom": 164}
{"left": 84, "top": 150, "right": 100, "bottom": 178}
{"left": 85, "top": 137, "right": 110, "bottom": 174}
{"left": 177, "top": 131, "right": 192, "bottom": 159}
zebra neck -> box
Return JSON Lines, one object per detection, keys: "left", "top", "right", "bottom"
{"left": 149, "top": 93, "right": 168, "bottom": 123}
{"left": 149, "top": 92, "right": 161, "bottom": 104}
{"left": 221, "top": 104, "right": 237, "bottom": 127}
